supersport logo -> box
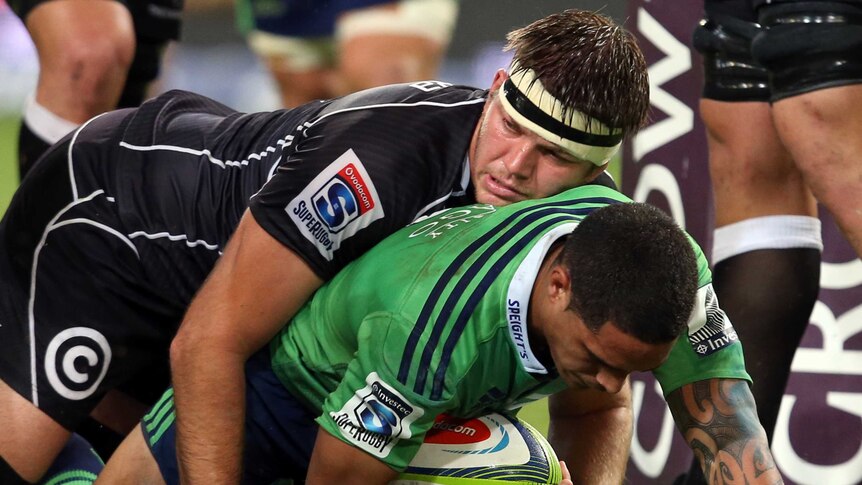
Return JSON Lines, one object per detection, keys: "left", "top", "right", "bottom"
{"left": 312, "top": 163, "right": 376, "bottom": 232}
{"left": 286, "top": 149, "right": 385, "bottom": 261}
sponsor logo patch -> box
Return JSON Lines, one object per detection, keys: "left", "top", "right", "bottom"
{"left": 287, "top": 149, "right": 384, "bottom": 260}
{"left": 44, "top": 327, "right": 112, "bottom": 401}
{"left": 688, "top": 285, "right": 739, "bottom": 357}
{"left": 330, "top": 372, "right": 423, "bottom": 458}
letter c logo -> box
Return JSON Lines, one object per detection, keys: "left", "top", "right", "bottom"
{"left": 44, "top": 327, "right": 112, "bottom": 400}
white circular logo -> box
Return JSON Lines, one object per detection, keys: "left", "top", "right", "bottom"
{"left": 44, "top": 327, "right": 112, "bottom": 400}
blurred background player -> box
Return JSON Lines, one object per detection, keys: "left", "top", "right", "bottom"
{"left": 9, "top": 0, "right": 182, "bottom": 178}
{"left": 235, "top": 0, "right": 459, "bottom": 107}
{"left": 680, "top": 0, "right": 862, "bottom": 482}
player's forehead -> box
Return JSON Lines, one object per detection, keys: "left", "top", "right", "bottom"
{"left": 497, "top": 65, "right": 622, "bottom": 167}
{"left": 493, "top": 104, "right": 585, "bottom": 162}
{"left": 586, "top": 321, "right": 675, "bottom": 372}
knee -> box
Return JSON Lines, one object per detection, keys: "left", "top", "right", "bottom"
{"left": 59, "top": 32, "right": 136, "bottom": 86}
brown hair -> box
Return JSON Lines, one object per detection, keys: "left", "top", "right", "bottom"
{"left": 505, "top": 9, "right": 650, "bottom": 138}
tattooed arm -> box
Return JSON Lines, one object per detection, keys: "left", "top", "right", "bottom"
{"left": 666, "top": 378, "right": 783, "bottom": 484}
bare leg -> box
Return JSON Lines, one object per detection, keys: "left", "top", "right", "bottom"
{"left": 25, "top": 0, "right": 135, "bottom": 123}
{"left": 772, "top": 84, "right": 862, "bottom": 257}
{"left": 333, "top": 0, "right": 456, "bottom": 96}
{"left": 18, "top": 0, "right": 135, "bottom": 175}
{"left": 0, "top": 378, "right": 71, "bottom": 482}
{"left": 263, "top": 59, "right": 335, "bottom": 109}
{"left": 97, "top": 426, "right": 165, "bottom": 485}
{"left": 702, "top": 99, "right": 820, "bottom": 439}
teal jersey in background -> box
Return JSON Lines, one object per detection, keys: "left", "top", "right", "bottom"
{"left": 269, "top": 184, "right": 749, "bottom": 471}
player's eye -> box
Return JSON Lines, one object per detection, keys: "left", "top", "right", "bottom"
{"left": 503, "top": 117, "right": 519, "bottom": 133}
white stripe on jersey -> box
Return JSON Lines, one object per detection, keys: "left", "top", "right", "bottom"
{"left": 118, "top": 143, "right": 231, "bottom": 168}
{"left": 68, "top": 113, "right": 111, "bottom": 201}
{"left": 411, "top": 156, "right": 471, "bottom": 221}
{"left": 413, "top": 192, "right": 456, "bottom": 222}
{"left": 128, "top": 231, "right": 220, "bottom": 251}
{"left": 118, "top": 139, "right": 288, "bottom": 170}
{"left": 274, "top": 96, "right": 487, "bottom": 175}
{"left": 304, "top": 97, "right": 487, "bottom": 130}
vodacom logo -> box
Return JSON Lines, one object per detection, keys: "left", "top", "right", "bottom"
{"left": 44, "top": 327, "right": 112, "bottom": 400}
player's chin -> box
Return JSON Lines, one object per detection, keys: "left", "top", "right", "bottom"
{"left": 475, "top": 188, "right": 528, "bottom": 206}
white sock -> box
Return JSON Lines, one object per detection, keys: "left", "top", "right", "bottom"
{"left": 712, "top": 215, "right": 823, "bottom": 264}
{"left": 23, "top": 94, "right": 80, "bottom": 144}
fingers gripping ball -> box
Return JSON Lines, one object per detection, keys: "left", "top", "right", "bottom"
{"left": 391, "top": 413, "right": 563, "bottom": 485}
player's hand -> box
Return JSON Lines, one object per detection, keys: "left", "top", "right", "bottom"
{"left": 559, "top": 460, "right": 574, "bottom": 485}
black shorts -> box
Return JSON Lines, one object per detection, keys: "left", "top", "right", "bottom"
{"left": 9, "top": 0, "right": 182, "bottom": 42}
{"left": 0, "top": 113, "right": 190, "bottom": 430}
{"left": 699, "top": 0, "right": 862, "bottom": 101}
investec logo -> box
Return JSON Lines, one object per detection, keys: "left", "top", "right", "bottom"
{"left": 331, "top": 372, "right": 423, "bottom": 458}
{"left": 287, "top": 149, "right": 384, "bottom": 260}
{"left": 687, "top": 285, "right": 738, "bottom": 357}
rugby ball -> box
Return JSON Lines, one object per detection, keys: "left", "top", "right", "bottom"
{"left": 390, "top": 413, "right": 562, "bottom": 485}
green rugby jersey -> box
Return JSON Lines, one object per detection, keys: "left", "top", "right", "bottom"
{"left": 269, "top": 184, "right": 749, "bottom": 470}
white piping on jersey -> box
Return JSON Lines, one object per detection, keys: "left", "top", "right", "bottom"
{"left": 118, "top": 133, "right": 293, "bottom": 170}
{"left": 68, "top": 113, "right": 110, "bottom": 201}
{"left": 303, "top": 97, "right": 487, "bottom": 129}
{"left": 249, "top": 155, "right": 284, "bottom": 201}
{"left": 128, "top": 230, "right": 220, "bottom": 251}
{"left": 118, "top": 143, "right": 233, "bottom": 168}
{"left": 29, "top": 190, "right": 140, "bottom": 405}
{"left": 411, "top": 156, "right": 472, "bottom": 221}
{"left": 452, "top": 155, "right": 471, "bottom": 197}
{"left": 266, "top": 155, "right": 282, "bottom": 182}
{"left": 413, "top": 193, "right": 455, "bottom": 222}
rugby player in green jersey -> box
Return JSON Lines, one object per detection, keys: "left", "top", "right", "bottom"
{"left": 98, "top": 186, "right": 781, "bottom": 484}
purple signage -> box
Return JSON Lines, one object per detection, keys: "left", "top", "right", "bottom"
{"left": 622, "top": 2, "right": 862, "bottom": 484}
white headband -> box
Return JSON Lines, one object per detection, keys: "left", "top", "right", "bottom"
{"left": 498, "top": 64, "right": 623, "bottom": 166}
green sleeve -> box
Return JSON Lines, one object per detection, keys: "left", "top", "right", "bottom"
{"left": 653, "top": 238, "right": 750, "bottom": 395}
{"left": 315, "top": 313, "right": 451, "bottom": 471}
{"left": 653, "top": 283, "right": 751, "bottom": 396}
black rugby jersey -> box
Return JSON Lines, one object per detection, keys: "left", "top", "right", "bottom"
{"left": 249, "top": 80, "right": 487, "bottom": 278}
{"left": 48, "top": 90, "right": 321, "bottom": 303}
{"left": 80, "top": 83, "right": 484, "bottom": 294}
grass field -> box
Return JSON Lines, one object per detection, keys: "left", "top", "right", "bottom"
{"left": 0, "top": 116, "right": 20, "bottom": 217}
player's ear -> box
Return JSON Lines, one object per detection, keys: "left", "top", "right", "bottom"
{"left": 489, "top": 69, "right": 509, "bottom": 93}
{"left": 584, "top": 163, "right": 610, "bottom": 183}
{"left": 547, "top": 265, "right": 571, "bottom": 304}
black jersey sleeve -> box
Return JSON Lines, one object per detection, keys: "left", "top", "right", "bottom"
{"left": 249, "top": 82, "right": 486, "bottom": 279}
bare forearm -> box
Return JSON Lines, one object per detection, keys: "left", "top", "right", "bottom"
{"left": 667, "top": 379, "right": 783, "bottom": 484}
{"left": 172, "top": 339, "right": 247, "bottom": 484}
{"left": 307, "top": 429, "right": 398, "bottom": 485}
{"left": 549, "top": 406, "right": 631, "bottom": 484}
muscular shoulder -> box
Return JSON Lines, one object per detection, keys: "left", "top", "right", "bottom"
{"left": 307, "top": 82, "right": 488, "bottom": 158}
